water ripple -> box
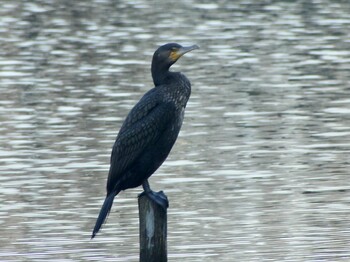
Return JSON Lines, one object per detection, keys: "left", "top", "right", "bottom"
{"left": 1, "top": 0, "right": 350, "bottom": 261}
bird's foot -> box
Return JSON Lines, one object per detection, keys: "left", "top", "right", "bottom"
{"left": 138, "top": 190, "right": 169, "bottom": 210}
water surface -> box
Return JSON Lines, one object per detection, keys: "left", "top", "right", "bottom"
{"left": 1, "top": 0, "right": 350, "bottom": 261}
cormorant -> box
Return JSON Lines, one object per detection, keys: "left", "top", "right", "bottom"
{"left": 91, "top": 43, "right": 199, "bottom": 238}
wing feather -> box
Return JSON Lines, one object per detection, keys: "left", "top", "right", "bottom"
{"left": 106, "top": 90, "right": 175, "bottom": 192}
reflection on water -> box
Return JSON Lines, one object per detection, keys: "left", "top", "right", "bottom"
{"left": 1, "top": 0, "right": 350, "bottom": 261}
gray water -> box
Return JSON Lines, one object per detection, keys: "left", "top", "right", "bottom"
{"left": 1, "top": 0, "right": 350, "bottom": 261}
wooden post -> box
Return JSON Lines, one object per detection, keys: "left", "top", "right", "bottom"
{"left": 138, "top": 194, "right": 167, "bottom": 262}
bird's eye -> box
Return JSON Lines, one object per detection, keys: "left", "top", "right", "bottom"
{"left": 171, "top": 47, "right": 177, "bottom": 51}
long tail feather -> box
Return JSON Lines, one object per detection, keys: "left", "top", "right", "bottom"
{"left": 91, "top": 191, "right": 118, "bottom": 239}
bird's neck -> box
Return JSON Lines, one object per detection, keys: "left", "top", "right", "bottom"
{"left": 153, "top": 71, "right": 182, "bottom": 87}
{"left": 151, "top": 63, "right": 174, "bottom": 86}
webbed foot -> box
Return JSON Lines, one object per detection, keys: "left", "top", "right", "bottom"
{"left": 138, "top": 190, "right": 169, "bottom": 209}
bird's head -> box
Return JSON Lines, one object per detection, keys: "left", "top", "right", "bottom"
{"left": 152, "top": 43, "right": 199, "bottom": 71}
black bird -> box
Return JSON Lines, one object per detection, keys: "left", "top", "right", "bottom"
{"left": 91, "top": 43, "right": 199, "bottom": 238}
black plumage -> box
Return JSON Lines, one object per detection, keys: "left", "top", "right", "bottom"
{"left": 91, "top": 43, "right": 199, "bottom": 238}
